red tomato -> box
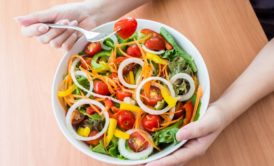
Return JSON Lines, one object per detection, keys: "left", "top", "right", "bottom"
{"left": 142, "top": 86, "right": 163, "bottom": 106}
{"left": 142, "top": 114, "right": 161, "bottom": 132}
{"left": 117, "top": 110, "right": 135, "bottom": 130}
{"left": 86, "top": 106, "right": 97, "bottom": 115}
{"left": 144, "top": 36, "right": 165, "bottom": 51}
{"left": 94, "top": 80, "right": 110, "bottom": 95}
{"left": 85, "top": 42, "right": 102, "bottom": 57}
{"left": 104, "top": 99, "right": 114, "bottom": 108}
{"left": 85, "top": 130, "right": 103, "bottom": 146}
{"left": 126, "top": 44, "right": 141, "bottom": 57}
{"left": 128, "top": 132, "right": 149, "bottom": 152}
{"left": 116, "top": 90, "right": 132, "bottom": 101}
{"left": 114, "top": 18, "right": 137, "bottom": 39}
{"left": 80, "top": 58, "right": 91, "bottom": 70}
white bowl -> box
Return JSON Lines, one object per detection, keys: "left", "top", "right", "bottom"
{"left": 51, "top": 19, "right": 210, "bottom": 165}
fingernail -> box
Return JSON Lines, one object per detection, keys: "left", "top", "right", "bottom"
{"left": 70, "top": 20, "right": 78, "bottom": 25}
{"left": 38, "top": 25, "right": 49, "bottom": 33}
{"left": 176, "top": 128, "right": 188, "bottom": 141}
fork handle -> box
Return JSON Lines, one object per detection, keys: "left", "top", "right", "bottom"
{"left": 47, "top": 24, "right": 88, "bottom": 34}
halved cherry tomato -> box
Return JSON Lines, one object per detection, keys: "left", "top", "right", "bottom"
{"left": 71, "top": 110, "right": 85, "bottom": 125}
{"left": 80, "top": 57, "right": 92, "bottom": 70}
{"left": 142, "top": 86, "right": 163, "bottom": 106}
{"left": 116, "top": 90, "right": 132, "bottom": 101}
{"left": 144, "top": 36, "right": 165, "bottom": 51}
{"left": 141, "top": 28, "right": 173, "bottom": 50}
{"left": 94, "top": 80, "right": 110, "bottom": 95}
{"left": 116, "top": 110, "right": 135, "bottom": 130}
{"left": 114, "top": 18, "right": 137, "bottom": 39}
{"left": 85, "top": 42, "right": 102, "bottom": 57}
{"left": 126, "top": 44, "right": 141, "bottom": 57}
{"left": 128, "top": 132, "right": 149, "bottom": 152}
{"left": 142, "top": 114, "right": 161, "bottom": 132}
{"left": 85, "top": 130, "right": 103, "bottom": 146}
{"left": 86, "top": 106, "right": 97, "bottom": 115}
{"left": 104, "top": 99, "right": 114, "bottom": 108}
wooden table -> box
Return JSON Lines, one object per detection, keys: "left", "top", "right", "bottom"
{"left": 1, "top": 0, "right": 273, "bottom": 165}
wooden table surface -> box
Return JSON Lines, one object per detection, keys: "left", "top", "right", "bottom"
{"left": 1, "top": 0, "right": 273, "bottom": 166}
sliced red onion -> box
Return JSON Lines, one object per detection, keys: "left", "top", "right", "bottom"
{"left": 66, "top": 99, "right": 109, "bottom": 141}
{"left": 118, "top": 129, "right": 153, "bottom": 160}
{"left": 70, "top": 58, "right": 121, "bottom": 103}
{"left": 142, "top": 45, "right": 165, "bottom": 55}
{"left": 170, "top": 73, "right": 195, "bottom": 101}
{"left": 135, "top": 77, "right": 176, "bottom": 115}
{"left": 118, "top": 57, "right": 144, "bottom": 89}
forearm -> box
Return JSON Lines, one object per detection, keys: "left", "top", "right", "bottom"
{"left": 84, "top": 0, "right": 150, "bottom": 24}
{"left": 214, "top": 39, "right": 274, "bottom": 127}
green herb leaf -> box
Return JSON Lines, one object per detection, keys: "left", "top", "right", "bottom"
{"left": 91, "top": 140, "right": 107, "bottom": 154}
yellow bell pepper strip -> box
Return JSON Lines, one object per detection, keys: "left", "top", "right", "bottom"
{"left": 77, "top": 126, "right": 90, "bottom": 137}
{"left": 105, "top": 118, "right": 117, "bottom": 146}
{"left": 114, "top": 129, "right": 130, "bottom": 139}
{"left": 120, "top": 102, "right": 142, "bottom": 113}
{"left": 58, "top": 84, "right": 76, "bottom": 97}
{"left": 129, "top": 71, "right": 135, "bottom": 84}
{"left": 159, "top": 85, "right": 177, "bottom": 108}
{"left": 146, "top": 52, "right": 168, "bottom": 65}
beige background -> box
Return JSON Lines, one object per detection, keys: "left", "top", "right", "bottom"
{"left": 0, "top": 0, "right": 273, "bottom": 166}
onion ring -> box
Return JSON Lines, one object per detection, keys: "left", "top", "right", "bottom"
{"left": 66, "top": 99, "right": 109, "bottom": 141}
{"left": 136, "top": 77, "right": 176, "bottom": 115}
{"left": 142, "top": 45, "right": 165, "bottom": 55}
{"left": 70, "top": 58, "right": 121, "bottom": 103}
{"left": 118, "top": 129, "right": 153, "bottom": 160}
{"left": 118, "top": 57, "right": 144, "bottom": 89}
{"left": 170, "top": 73, "right": 195, "bottom": 101}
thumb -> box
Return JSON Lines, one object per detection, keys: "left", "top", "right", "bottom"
{"left": 176, "top": 111, "right": 219, "bottom": 141}
{"left": 15, "top": 8, "right": 57, "bottom": 26}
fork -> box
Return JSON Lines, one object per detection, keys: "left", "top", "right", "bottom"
{"left": 47, "top": 24, "right": 117, "bottom": 42}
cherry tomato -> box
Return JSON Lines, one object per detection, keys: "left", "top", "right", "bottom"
{"left": 142, "top": 86, "right": 163, "bottom": 106}
{"left": 144, "top": 36, "right": 165, "bottom": 51}
{"left": 114, "top": 17, "right": 137, "bottom": 39}
{"left": 85, "top": 42, "right": 102, "bottom": 57}
{"left": 126, "top": 44, "right": 141, "bottom": 57}
{"left": 86, "top": 106, "right": 100, "bottom": 115}
{"left": 104, "top": 99, "right": 114, "bottom": 108}
{"left": 94, "top": 80, "right": 110, "bottom": 95}
{"left": 116, "top": 90, "right": 132, "bottom": 101}
{"left": 71, "top": 110, "right": 85, "bottom": 125}
{"left": 142, "top": 114, "right": 161, "bottom": 132}
{"left": 128, "top": 132, "right": 149, "bottom": 152}
{"left": 117, "top": 110, "right": 135, "bottom": 130}
{"left": 85, "top": 130, "right": 103, "bottom": 146}
{"left": 80, "top": 57, "right": 92, "bottom": 70}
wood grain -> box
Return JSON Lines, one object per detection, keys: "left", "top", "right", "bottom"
{"left": 1, "top": 0, "right": 273, "bottom": 166}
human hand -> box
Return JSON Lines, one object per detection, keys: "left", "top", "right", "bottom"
{"left": 146, "top": 104, "right": 226, "bottom": 166}
{"left": 15, "top": 1, "right": 107, "bottom": 50}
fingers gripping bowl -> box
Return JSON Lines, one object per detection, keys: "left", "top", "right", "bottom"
{"left": 52, "top": 19, "right": 210, "bottom": 165}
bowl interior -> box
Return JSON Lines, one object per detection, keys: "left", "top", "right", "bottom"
{"left": 51, "top": 19, "right": 210, "bottom": 165}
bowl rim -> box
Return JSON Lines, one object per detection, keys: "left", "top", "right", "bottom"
{"left": 51, "top": 18, "right": 210, "bottom": 165}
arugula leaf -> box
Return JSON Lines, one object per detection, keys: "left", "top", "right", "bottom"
{"left": 107, "top": 137, "right": 119, "bottom": 157}
{"left": 91, "top": 140, "right": 107, "bottom": 154}
{"left": 90, "top": 113, "right": 103, "bottom": 120}
{"left": 153, "top": 119, "right": 183, "bottom": 145}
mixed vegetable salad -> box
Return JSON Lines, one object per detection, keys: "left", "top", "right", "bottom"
{"left": 58, "top": 18, "right": 203, "bottom": 160}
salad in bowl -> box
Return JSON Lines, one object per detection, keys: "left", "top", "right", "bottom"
{"left": 52, "top": 18, "right": 210, "bottom": 165}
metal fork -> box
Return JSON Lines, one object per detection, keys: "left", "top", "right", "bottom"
{"left": 47, "top": 24, "right": 117, "bottom": 42}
